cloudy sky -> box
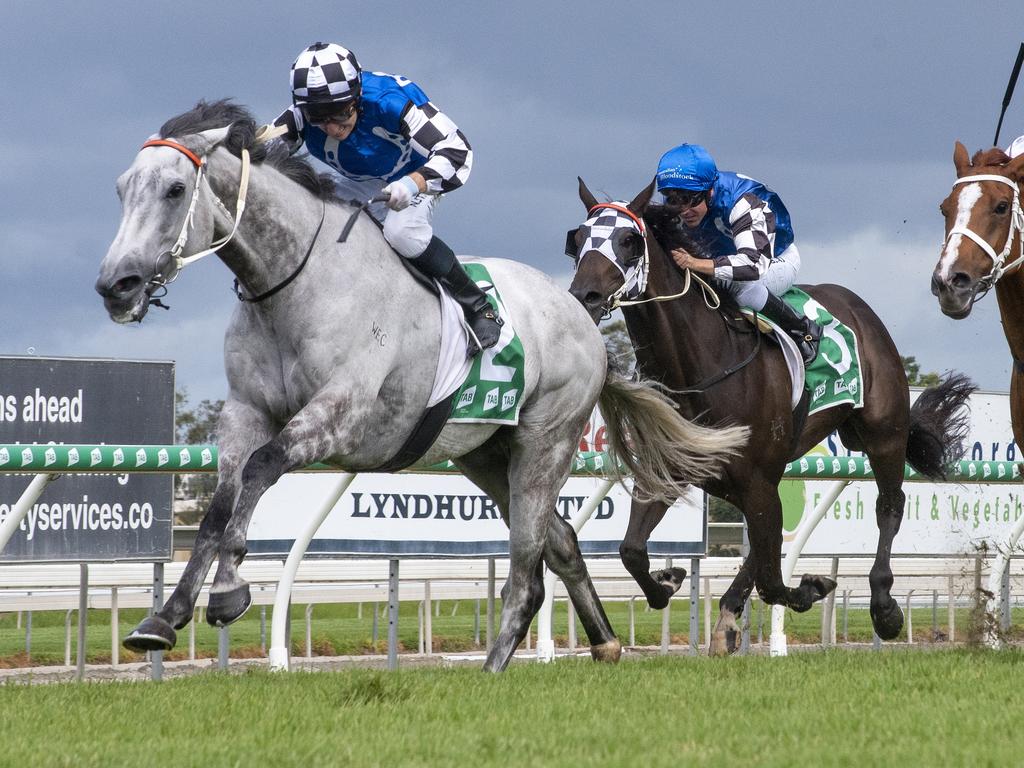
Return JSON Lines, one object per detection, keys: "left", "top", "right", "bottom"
{"left": 2, "top": 2, "right": 1023, "bottom": 406}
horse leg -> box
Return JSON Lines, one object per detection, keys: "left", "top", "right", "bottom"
{"left": 124, "top": 402, "right": 271, "bottom": 652}
{"left": 743, "top": 474, "right": 837, "bottom": 613}
{"left": 482, "top": 436, "right": 577, "bottom": 672}
{"left": 206, "top": 398, "right": 350, "bottom": 627}
{"left": 544, "top": 513, "right": 621, "bottom": 662}
{"left": 709, "top": 551, "right": 757, "bottom": 656}
{"left": 619, "top": 498, "right": 687, "bottom": 609}
{"left": 854, "top": 428, "right": 908, "bottom": 641}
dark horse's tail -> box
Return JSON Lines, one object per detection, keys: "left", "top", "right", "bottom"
{"left": 905, "top": 373, "right": 976, "bottom": 480}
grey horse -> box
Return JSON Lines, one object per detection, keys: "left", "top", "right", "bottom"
{"left": 95, "top": 101, "right": 748, "bottom": 672}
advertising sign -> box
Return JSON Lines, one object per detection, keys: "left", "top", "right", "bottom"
{"left": 247, "top": 471, "right": 706, "bottom": 558}
{"left": 0, "top": 356, "right": 174, "bottom": 562}
{"left": 781, "top": 390, "right": 1018, "bottom": 556}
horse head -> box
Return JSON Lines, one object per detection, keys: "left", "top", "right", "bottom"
{"left": 931, "top": 141, "right": 1024, "bottom": 318}
{"left": 95, "top": 114, "right": 241, "bottom": 323}
{"left": 567, "top": 178, "right": 656, "bottom": 323}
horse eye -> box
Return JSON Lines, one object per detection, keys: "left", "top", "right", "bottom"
{"left": 995, "top": 201, "right": 1009, "bottom": 215}
{"left": 166, "top": 182, "right": 186, "bottom": 199}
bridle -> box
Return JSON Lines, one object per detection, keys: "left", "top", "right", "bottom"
{"left": 945, "top": 172, "right": 1024, "bottom": 304}
{"left": 139, "top": 138, "right": 250, "bottom": 302}
{"left": 580, "top": 202, "right": 720, "bottom": 315}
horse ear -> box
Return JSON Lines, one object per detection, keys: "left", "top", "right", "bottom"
{"left": 183, "top": 126, "right": 233, "bottom": 160}
{"left": 953, "top": 141, "right": 971, "bottom": 176}
{"left": 578, "top": 177, "right": 599, "bottom": 211}
{"left": 1006, "top": 152, "right": 1024, "bottom": 182}
{"left": 628, "top": 178, "right": 657, "bottom": 214}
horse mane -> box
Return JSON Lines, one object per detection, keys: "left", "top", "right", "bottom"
{"left": 970, "top": 147, "right": 1011, "bottom": 168}
{"left": 158, "top": 99, "right": 335, "bottom": 199}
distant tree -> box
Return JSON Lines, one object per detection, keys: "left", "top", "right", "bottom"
{"left": 174, "top": 388, "right": 224, "bottom": 524}
{"left": 901, "top": 356, "right": 941, "bottom": 387}
{"left": 600, "top": 319, "right": 636, "bottom": 374}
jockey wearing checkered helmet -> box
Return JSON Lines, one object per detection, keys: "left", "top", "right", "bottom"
{"left": 655, "top": 142, "right": 822, "bottom": 364}
{"left": 272, "top": 42, "right": 502, "bottom": 356}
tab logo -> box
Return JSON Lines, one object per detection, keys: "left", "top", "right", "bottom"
{"left": 112, "top": 448, "right": 125, "bottom": 467}
{"left": 483, "top": 388, "right": 499, "bottom": 411}
{"left": 68, "top": 448, "right": 80, "bottom": 466}
{"left": 179, "top": 448, "right": 191, "bottom": 466}
{"left": 501, "top": 390, "right": 519, "bottom": 411}
{"left": 44, "top": 447, "right": 56, "bottom": 466}
{"left": 0, "top": 448, "right": 8, "bottom": 465}
{"left": 90, "top": 448, "right": 102, "bottom": 466}
{"left": 21, "top": 447, "right": 32, "bottom": 466}
{"left": 157, "top": 449, "right": 169, "bottom": 467}
{"left": 458, "top": 386, "right": 477, "bottom": 410}
{"left": 135, "top": 448, "right": 147, "bottom": 467}
{"left": 201, "top": 448, "right": 214, "bottom": 466}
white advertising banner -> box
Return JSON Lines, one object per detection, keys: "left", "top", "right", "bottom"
{"left": 782, "top": 390, "right": 1019, "bottom": 556}
{"left": 246, "top": 471, "right": 705, "bottom": 558}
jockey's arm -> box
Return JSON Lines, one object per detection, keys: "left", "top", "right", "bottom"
{"left": 710, "top": 193, "right": 776, "bottom": 282}
{"left": 400, "top": 101, "right": 473, "bottom": 195}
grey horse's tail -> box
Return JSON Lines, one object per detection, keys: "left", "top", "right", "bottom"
{"left": 597, "top": 369, "right": 749, "bottom": 501}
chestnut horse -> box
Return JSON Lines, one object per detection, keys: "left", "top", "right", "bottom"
{"left": 932, "top": 142, "right": 1024, "bottom": 445}
{"left": 569, "top": 179, "right": 975, "bottom": 652}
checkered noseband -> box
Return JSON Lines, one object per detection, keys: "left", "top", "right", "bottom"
{"left": 566, "top": 203, "right": 649, "bottom": 305}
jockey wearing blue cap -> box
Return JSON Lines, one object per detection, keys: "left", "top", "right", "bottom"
{"left": 656, "top": 143, "right": 821, "bottom": 363}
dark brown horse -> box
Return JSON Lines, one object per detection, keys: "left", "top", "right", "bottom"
{"left": 932, "top": 142, "right": 1024, "bottom": 446}
{"left": 568, "top": 178, "right": 975, "bottom": 653}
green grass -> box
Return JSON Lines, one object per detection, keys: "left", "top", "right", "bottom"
{"left": 1, "top": 650, "right": 1023, "bottom": 767}
{"left": 2, "top": 599, "right": 1020, "bottom": 667}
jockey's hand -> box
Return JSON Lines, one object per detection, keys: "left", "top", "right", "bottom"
{"left": 382, "top": 175, "right": 422, "bottom": 212}
{"left": 670, "top": 248, "right": 714, "bottom": 275}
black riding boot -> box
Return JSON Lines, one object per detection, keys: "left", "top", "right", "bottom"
{"left": 414, "top": 236, "right": 503, "bottom": 356}
{"left": 761, "top": 292, "right": 822, "bottom": 365}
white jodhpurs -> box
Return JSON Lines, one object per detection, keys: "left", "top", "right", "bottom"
{"left": 382, "top": 194, "right": 438, "bottom": 258}
{"left": 329, "top": 173, "right": 439, "bottom": 259}
{"left": 717, "top": 243, "right": 802, "bottom": 311}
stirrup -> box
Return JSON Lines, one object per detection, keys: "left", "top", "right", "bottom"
{"left": 466, "top": 310, "right": 503, "bottom": 357}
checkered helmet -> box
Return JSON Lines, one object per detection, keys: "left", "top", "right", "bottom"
{"left": 290, "top": 42, "right": 362, "bottom": 108}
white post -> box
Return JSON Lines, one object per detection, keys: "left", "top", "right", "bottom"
{"left": 269, "top": 473, "right": 356, "bottom": 671}
{"left": 985, "top": 511, "right": 1024, "bottom": 647}
{"left": 110, "top": 587, "right": 119, "bottom": 669}
{"left": 770, "top": 479, "right": 850, "bottom": 657}
{"left": 0, "top": 474, "right": 58, "bottom": 552}
{"left": 424, "top": 581, "right": 432, "bottom": 656}
{"left": 535, "top": 477, "right": 615, "bottom": 662}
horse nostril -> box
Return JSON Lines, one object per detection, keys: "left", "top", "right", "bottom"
{"left": 950, "top": 272, "right": 972, "bottom": 290}
{"left": 930, "top": 272, "right": 942, "bottom": 296}
{"left": 585, "top": 291, "right": 603, "bottom": 308}
{"left": 96, "top": 274, "right": 143, "bottom": 299}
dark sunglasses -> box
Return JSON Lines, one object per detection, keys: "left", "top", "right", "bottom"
{"left": 664, "top": 189, "right": 707, "bottom": 209}
{"left": 302, "top": 102, "right": 358, "bottom": 127}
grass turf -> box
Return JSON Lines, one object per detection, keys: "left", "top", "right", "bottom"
{"left": 1, "top": 649, "right": 1023, "bottom": 767}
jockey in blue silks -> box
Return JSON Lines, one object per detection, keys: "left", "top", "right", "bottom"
{"left": 656, "top": 142, "right": 822, "bottom": 363}
{"left": 272, "top": 42, "right": 501, "bottom": 355}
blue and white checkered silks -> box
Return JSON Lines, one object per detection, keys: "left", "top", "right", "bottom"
{"left": 291, "top": 42, "right": 362, "bottom": 106}
{"left": 573, "top": 203, "right": 649, "bottom": 303}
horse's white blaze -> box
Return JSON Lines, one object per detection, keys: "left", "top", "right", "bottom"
{"left": 937, "top": 184, "right": 983, "bottom": 280}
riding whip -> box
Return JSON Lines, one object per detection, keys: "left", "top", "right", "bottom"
{"left": 993, "top": 42, "right": 1024, "bottom": 148}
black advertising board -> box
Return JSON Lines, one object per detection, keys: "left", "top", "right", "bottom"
{"left": 0, "top": 356, "right": 174, "bottom": 562}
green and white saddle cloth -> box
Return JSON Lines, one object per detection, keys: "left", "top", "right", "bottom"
{"left": 774, "top": 287, "right": 864, "bottom": 416}
{"left": 444, "top": 263, "right": 526, "bottom": 425}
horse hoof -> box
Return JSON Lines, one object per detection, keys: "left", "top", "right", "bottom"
{"left": 590, "top": 639, "right": 622, "bottom": 663}
{"left": 725, "top": 628, "right": 740, "bottom": 654}
{"left": 206, "top": 584, "right": 252, "bottom": 627}
{"left": 124, "top": 615, "right": 177, "bottom": 652}
{"left": 800, "top": 573, "right": 838, "bottom": 601}
{"left": 653, "top": 567, "right": 688, "bottom": 596}
{"left": 871, "top": 599, "right": 904, "bottom": 641}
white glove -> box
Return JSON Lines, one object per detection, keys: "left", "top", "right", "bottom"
{"left": 382, "top": 176, "right": 420, "bottom": 211}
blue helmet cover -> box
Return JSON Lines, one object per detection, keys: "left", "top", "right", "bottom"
{"left": 656, "top": 143, "right": 719, "bottom": 192}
